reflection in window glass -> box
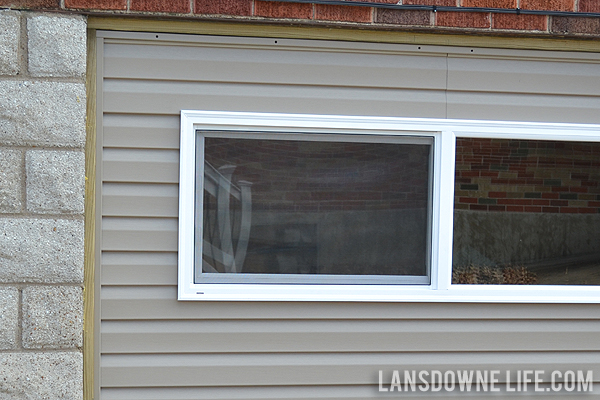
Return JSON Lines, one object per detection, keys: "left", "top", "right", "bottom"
{"left": 453, "top": 138, "right": 600, "bottom": 285}
{"left": 200, "top": 136, "right": 432, "bottom": 282}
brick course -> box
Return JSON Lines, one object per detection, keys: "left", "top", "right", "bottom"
{"left": 195, "top": 0, "right": 252, "bottom": 15}
{"left": 579, "top": 0, "right": 600, "bottom": 13}
{"left": 2, "top": 0, "right": 600, "bottom": 38}
{"left": 315, "top": 4, "right": 372, "bottom": 22}
{"left": 552, "top": 16, "right": 600, "bottom": 34}
{"left": 436, "top": 11, "right": 490, "bottom": 28}
{"left": 376, "top": 9, "right": 431, "bottom": 25}
{"left": 0, "top": 0, "right": 58, "bottom": 8}
{"left": 461, "top": 0, "right": 515, "bottom": 8}
{"left": 521, "top": 0, "right": 574, "bottom": 11}
{"left": 205, "top": 139, "right": 430, "bottom": 212}
{"left": 65, "top": 0, "right": 126, "bottom": 10}
{"left": 255, "top": 1, "right": 313, "bottom": 19}
{"left": 404, "top": 0, "right": 456, "bottom": 5}
{"left": 455, "top": 139, "right": 600, "bottom": 214}
{"left": 492, "top": 13, "right": 547, "bottom": 31}
{"left": 131, "top": 0, "right": 190, "bottom": 13}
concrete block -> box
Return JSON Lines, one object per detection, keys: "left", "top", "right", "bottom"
{"left": 0, "top": 11, "right": 20, "bottom": 75}
{"left": 0, "top": 352, "right": 82, "bottom": 400}
{"left": 0, "top": 287, "right": 18, "bottom": 350}
{"left": 27, "top": 14, "right": 86, "bottom": 77}
{"left": 22, "top": 286, "right": 83, "bottom": 349}
{"left": 0, "top": 218, "right": 84, "bottom": 283}
{"left": 0, "top": 81, "right": 86, "bottom": 147}
{"left": 0, "top": 149, "right": 22, "bottom": 213}
{"left": 453, "top": 211, "right": 600, "bottom": 267}
{"left": 26, "top": 150, "right": 85, "bottom": 214}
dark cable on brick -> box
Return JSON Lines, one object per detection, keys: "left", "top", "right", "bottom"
{"left": 259, "top": 0, "right": 600, "bottom": 18}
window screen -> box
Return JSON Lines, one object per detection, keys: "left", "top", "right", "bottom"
{"left": 453, "top": 138, "right": 600, "bottom": 285}
{"left": 196, "top": 133, "right": 433, "bottom": 285}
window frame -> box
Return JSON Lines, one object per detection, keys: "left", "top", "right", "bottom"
{"left": 179, "top": 110, "right": 600, "bottom": 303}
{"left": 197, "top": 131, "right": 435, "bottom": 285}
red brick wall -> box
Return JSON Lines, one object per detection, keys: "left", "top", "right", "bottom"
{"left": 2, "top": 0, "right": 600, "bottom": 37}
{"left": 205, "top": 138, "right": 430, "bottom": 212}
{"left": 455, "top": 138, "right": 600, "bottom": 214}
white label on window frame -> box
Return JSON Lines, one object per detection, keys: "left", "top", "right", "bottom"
{"left": 179, "top": 110, "right": 600, "bottom": 303}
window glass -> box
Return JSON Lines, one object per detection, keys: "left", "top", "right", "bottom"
{"left": 198, "top": 134, "right": 432, "bottom": 284}
{"left": 453, "top": 138, "right": 600, "bottom": 285}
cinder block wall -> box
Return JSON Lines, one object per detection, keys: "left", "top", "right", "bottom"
{"left": 0, "top": 10, "right": 86, "bottom": 400}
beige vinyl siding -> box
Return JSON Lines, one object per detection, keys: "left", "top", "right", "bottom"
{"left": 446, "top": 53, "right": 600, "bottom": 123}
{"left": 98, "top": 31, "right": 600, "bottom": 399}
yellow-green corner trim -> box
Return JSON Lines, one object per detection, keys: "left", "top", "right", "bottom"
{"left": 84, "top": 27, "right": 97, "bottom": 400}
{"left": 88, "top": 16, "right": 600, "bottom": 53}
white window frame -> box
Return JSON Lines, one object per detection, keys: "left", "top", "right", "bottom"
{"left": 179, "top": 110, "right": 600, "bottom": 303}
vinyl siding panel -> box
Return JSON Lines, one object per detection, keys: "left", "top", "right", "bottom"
{"left": 102, "top": 183, "right": 179, "bottom": 218}
{"left": 100, "top": 352, "right": 600, "bottom": 387}
{"left": 101, "top": 319, "right": 600, "bottom": 353}
{"left": 101, "top": 252, "right": 177, "bottom": 286}
{"left": 102, "top": 79, "right": 448, "bottom": 118}
{"left": 102, "top": 41, "right": 448, "bottom": 89}
{"left": 98, "top": 31, "right": 600, "bottom": 399}
{"left": 446, "top": 91, "right": 600, "bottom": 124}
{"left": 99, "top": 387, "right": 600, "bottom": 400}
{"left": 102, "top": 148, "right": 179, "bottom": 184}
{"left": 102, "top": 217, "right": 177, "bottom": 252}
{"left": 102, "top": 114, "right": 180, "bottom": 149}
{"left": 447, "top": 55, "right": 600, "bottom": 96}
{"left": 446, "top": 54, "right": 600, "bottom": 123}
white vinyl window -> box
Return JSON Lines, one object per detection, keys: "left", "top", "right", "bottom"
{"left": 179, "top": 111, "right": 600, "bottom": 302}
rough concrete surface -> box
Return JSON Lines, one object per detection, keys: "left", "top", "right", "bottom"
{"left": 26, "top": 150, "right": 85, "bottom": 214}
{"left": 0, "top": 218, "right": 84, "bottom": 283}
{"left": 453, "top": 210, "right": 600, "bottom": 267}
{"left": 0, "top": 352, "right": 82, "bottom": 400}
{"left": 22, "top": 286, "right": 83, "bottom": 349}
{"left": 27, "top": 14, "right": 86, "bottom": 77}
{"left": 0, "top": 149, "right": 22, "bottom": 213}
{"left": 0, "top": 287, "right": 18, "bottom": 349}
{"left": 0, "top": 11, "right": 19, "bottom": 76}
{"left": 0, "top": 81, "right": 86, "bottom": 147}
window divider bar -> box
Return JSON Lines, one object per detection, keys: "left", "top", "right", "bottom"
{"left": 432, "top": 130, "right": 456, "bottom": 291}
